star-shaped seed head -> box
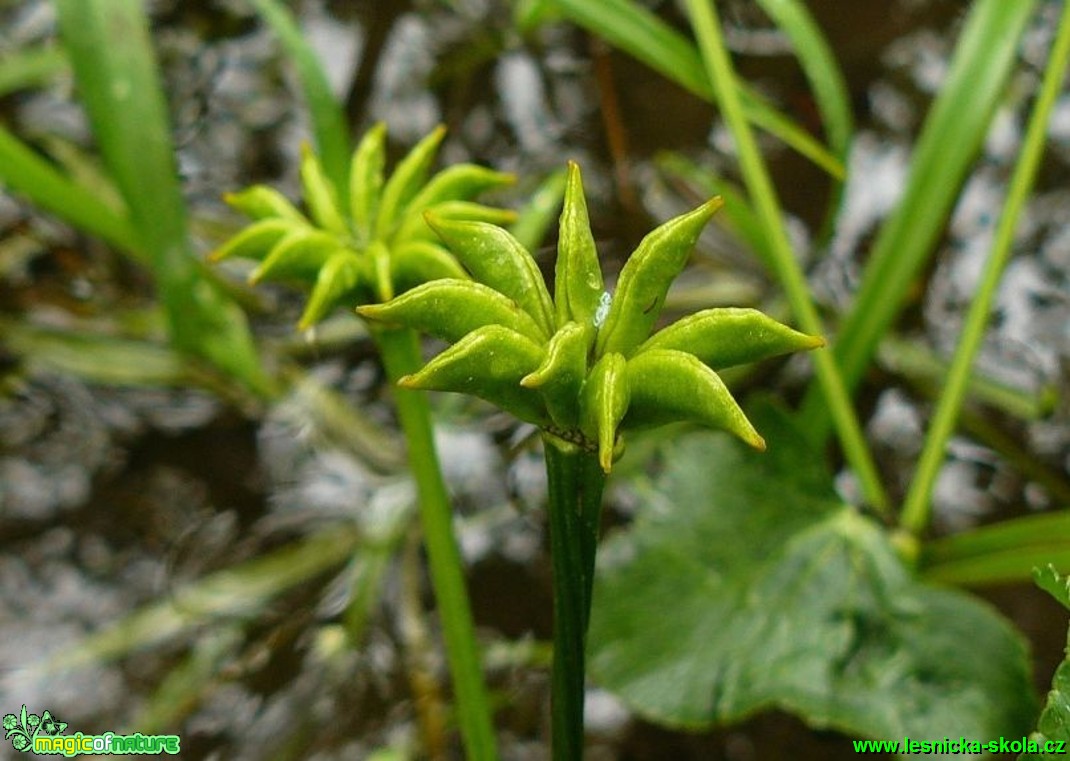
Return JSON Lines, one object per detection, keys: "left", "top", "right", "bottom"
{"left": 359, "top": 162, "right": 824, "bottom": 471}
{"left": 210, "top": 124, "right": 515, "bottom": 329}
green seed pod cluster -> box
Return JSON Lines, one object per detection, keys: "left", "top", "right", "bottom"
{"left": 211, "top": 124, "right": 516, "bottom": 328}
{"left": 359, "top": 162, "right": 825, "bottom": 472}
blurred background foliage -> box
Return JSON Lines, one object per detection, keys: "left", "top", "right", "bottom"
{"left": 3, "top": 0, "right": 1070, "bottom": 758}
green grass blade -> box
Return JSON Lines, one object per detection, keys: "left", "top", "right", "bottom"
{"left": 922, "top": 546, "right": 1070, "bottom": 587}
{"left": 54, "top": 0, "right": 271, "bottom": 396}
{"left": 549, "top": 0, "right": 844, "bottom": 178}
{"left": 37, "top": 528, "right": 361, "bottom": 672}
{"left": 248, "top": 0, "right": 351, "bottom": 201}
{"left": 0, "top": 44, "right": 68, "bottom": 97}
{"left": 684, "top": 0, "right": 888, "bottom": 513}
{"left": 375, "top": 327, "right": 499, "bottom": 761}
{"left": 0, "top": 125, "right": 140, "bottom": 255}
{"left": 753, "top": 0, "right": 852, "bottom": 162}
{"left": 900, "top": 0, "right": 1070, "bottom": 535}
{"left": 739, "top": 83, "right": 845, "bottom": 180}
{"left": 3, "top": 320, "right": 195, "bottom": 387}
{"left": 879, "top": 336, "right": 1058, "bottom": 422}
{"left": 800, "top": 0, "right": 1038, "bottom": 438}
{"left": 924, "top": 511, "right": 1070, "bottom": 569}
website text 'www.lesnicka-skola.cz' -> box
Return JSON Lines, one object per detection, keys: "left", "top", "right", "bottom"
{"left": 852, "top": 736, "right": 1067, "bottom": 755}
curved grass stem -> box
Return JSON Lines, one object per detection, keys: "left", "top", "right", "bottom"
{"left": 683, "top": 0, "right": 889, "bottom": 515}
{"left": 375, "top": 327, "right": 498, "bottom": 761}
{"left": 899, "top": 0, "right": 1070, "bottom": 535}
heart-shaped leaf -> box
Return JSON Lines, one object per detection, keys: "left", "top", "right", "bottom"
{"left": 589, "top": 402, "right": 1035, "bottom": 742}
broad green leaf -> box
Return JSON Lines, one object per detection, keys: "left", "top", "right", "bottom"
{"left": 589, "top": 402, "right": 1035, "bottom": 740}
{"left": 1019, "top": 567, "right": 1070, "bottom": 760}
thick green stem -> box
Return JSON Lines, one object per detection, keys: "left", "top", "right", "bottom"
{"left": 374, "top": 327, "right": 498, "bottom": 761}
{"left": 543, "top": 436, "right": 606, "bottom": 760}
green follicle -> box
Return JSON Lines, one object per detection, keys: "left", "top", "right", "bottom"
{"left": 399, "top": 324, "right": 549, "bottom": 426}
{"left": 624, "top": 349, "right": 765, "bottom": 450}
{"left": 299, "top": 143, "right": 349, "bottom": 237}
{"left": 209, "top": 218, "right": 294, "bottom": 263}
{"left": 370, "top": 241, "right": 394, "bottom": 302}
{"left": 580, "top": 352, "right": 631, "bottom": 473}
{"left": 595, "top": 196, "right": 724, "bottom": 358}
{"left": 407, "top": 164, "right": 516, "bottom": 213}
{"left": 394, "top": 201, "right": 518, "bottom": 246}
{"left": 224, "top": 185, "right": 307, "bottom": 223}
{"left": 521, "top": 321, "right": 592, "bottom": 430}
{"left": 250, "top": 229, "right": 343, "bottom": 284}
{"left": 358, "top": 279, "right": 547, "bottom": 345}
{"left": 376, "top": 125, "right": 447, "bottom": 238}
{"left": 636, "top": 307, "right": 826, "bottom": 370}
{"left": 299, "top": 253, "right": 365, "bottom": 331}
{"left": 556, "top": 162, "right": 604, "bottom": 328}
{"left": 348, "top": 122, "right": 387, "bottom": 240}
{"left": 389, "top": 241, "right": 471, "bottom": 291}
{"left": 425, "top": 214, "right": 555, "bottom": 339}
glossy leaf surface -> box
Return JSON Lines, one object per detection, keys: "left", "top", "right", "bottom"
{"left": 589, "top": 403, "right": 1036, "bottom": 739}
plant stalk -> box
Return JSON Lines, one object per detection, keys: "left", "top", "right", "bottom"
{"left": 543, "top": 436, "right": 607, "bottom": 760}
{"left": 899, "top": 0, "right": 1070, "bottom": 535}
{"left": 375, "top": 326, "right": 498, "bottom": 761}
{"left": 683, "top": 0, "right": 889, "bottom": 515}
